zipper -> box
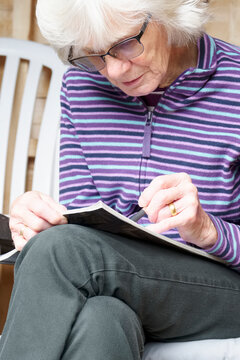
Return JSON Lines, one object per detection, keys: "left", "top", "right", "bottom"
{"left": 142, "top": 109, "right": 153, "bottom": 158}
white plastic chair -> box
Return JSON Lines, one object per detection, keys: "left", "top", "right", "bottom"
{"left": 143, "top": 338, "right": 240, "bottom": 360}
{"left": 0, "top": 38, "right": 240, "bottom": 360}
{"left": 0, "top": 37, "right": 66, "bottom": 213}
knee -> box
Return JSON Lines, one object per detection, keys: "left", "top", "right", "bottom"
{"left": 66, "top": 296, "right": 145, "bottom": 360}
{"left": 22, "top": 224, "right": 79, "bottom": 256}
{"left": 82, "top": 296, "right": 144, "bottom": 341}
{"left": 83, "top": 296, "right": 131, "bottom": 324}
{"left": 15, "top": 224, "right": 100, "bottom": 273}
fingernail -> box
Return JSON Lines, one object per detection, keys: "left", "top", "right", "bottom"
{"left": 138, "top": 198, "right": 146, "bottom": 207}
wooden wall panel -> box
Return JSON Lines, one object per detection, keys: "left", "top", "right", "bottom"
{"left": 206, "top": 0, "right": 240, "bottom": 46}
{"left": 231, "top": 0, "right": 240, "bottom": 46}
{"left": 12, "top": 0, "right": 32, "bottom": 39}
{"left": 0, "top": 265, "right": 14, "bottom": 333}
{"left": 0, "top": 0, "right": 13, "bottom": 42}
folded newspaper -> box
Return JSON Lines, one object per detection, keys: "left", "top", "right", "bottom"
{"left": 0, "top": 201, "right": 225, "bottom": 265}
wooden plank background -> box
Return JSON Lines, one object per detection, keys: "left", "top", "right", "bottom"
{"left": 0, "top": 0, "right": 240, "bottom": 333}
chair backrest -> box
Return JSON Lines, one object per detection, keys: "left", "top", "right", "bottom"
{"left": 0, "top": 38, "right": 67, "bottom": 213}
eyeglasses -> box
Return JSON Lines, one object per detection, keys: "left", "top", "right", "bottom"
{"left": 68, "top": 15, "right": 151, "bottom": 73}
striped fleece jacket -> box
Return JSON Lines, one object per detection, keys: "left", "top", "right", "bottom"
{"left": 60, "top": 33, "right": 240, "bottom": 272}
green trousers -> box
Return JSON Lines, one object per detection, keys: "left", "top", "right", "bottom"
{"left": 0, "top": 224, "right": 240, "bottom": 360}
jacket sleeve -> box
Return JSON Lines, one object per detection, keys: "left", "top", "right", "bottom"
{"left": 59, "top": 72, "right": 101, "bottom": 210}
{"left": 205, "top": 213, "right": 240, "bottom": 272}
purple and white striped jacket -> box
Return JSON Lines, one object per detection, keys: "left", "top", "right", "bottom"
{"left": 60, "top": 34, "right": 240, "bottom": 271}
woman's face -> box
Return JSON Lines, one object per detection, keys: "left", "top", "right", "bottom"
{"left": 99, "top": 21, "right": 173, "bottom": 97}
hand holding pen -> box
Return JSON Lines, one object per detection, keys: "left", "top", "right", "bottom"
{"left": 135, "top": 173, "right": 218, "bottom": 250}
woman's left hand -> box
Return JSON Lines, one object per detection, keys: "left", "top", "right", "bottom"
{"left": 138, "top": 172, "right": 218, "bottom": 249}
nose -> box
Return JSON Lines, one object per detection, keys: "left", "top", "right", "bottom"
{"left": 104, "top": 56, "right": 131, "bottom": 79}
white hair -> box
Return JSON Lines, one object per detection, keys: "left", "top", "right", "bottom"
{"left": 36, "top": 0, "right": 210, "bottom": 63}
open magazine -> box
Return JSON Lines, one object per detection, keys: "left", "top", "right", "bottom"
{"left": 0, "top": 201, "right": 226, "bottom": 265}
{"left": 0, "top": 214, "right": 18, "bottom": 264}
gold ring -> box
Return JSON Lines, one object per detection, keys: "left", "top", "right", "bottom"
{"left": 19, "top": 227, "right": 25, "bottom": 237}
{"left": 169, "top": 202, "right": 177, "bottom": 216}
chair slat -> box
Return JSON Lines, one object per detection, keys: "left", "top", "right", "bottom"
{"left": 0, "top": 55, "right": 20, "bottom": 211}
{"left": 9, "top": 61, "right": 43, "bottom": 205}
{"left": 33, "top": 70, "right": 63, "bottom": 201}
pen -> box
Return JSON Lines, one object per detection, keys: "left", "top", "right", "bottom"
{"left": 129, "top": 208, "right": 146, "bottom": 222}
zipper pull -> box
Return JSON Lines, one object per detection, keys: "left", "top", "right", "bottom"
{"left": 142, "top": 110, "right": 153, "bottom": 158}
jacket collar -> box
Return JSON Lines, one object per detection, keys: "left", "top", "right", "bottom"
{"left": 156, "top": 33, "right": 218, "bottom": 112}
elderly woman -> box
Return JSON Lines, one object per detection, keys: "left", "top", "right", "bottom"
{"left": 1, "top": 0, "right": 240, "bottom": 359}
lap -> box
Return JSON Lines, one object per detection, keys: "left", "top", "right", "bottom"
{"left": 18, "top": 224, "right": 240, "bottom": 341}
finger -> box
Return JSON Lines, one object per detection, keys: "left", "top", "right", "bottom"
{"left": 139, "top": 173, "right": 191, "bottom": 208}
{"left": 152, "top": 200, "right": 180, "bottom": 223}
{"left": 146, "top": 197, "right": 199, "bottom": 235}
{"left": 156, "top": 195, "right": 193, "bottom": 223}
{"left": 147, "top": 187, "right": 198, "bottom": 226}
{"left": 11, "top": 206, "right": 54, "bottom": 233}
{"left": 12, "top": 232, "right": 28, "bottom": 251}
{"left": 10, "top": 218, "right": 38, "bottom": 241}
{"left": 29, "top": 198, "right": 67, "bottom": 226}
{"left": 144, "top": 186, "right": 181, "bottom": 223}
{"left": 143, "top": 179, "right": 197, "bottom": 224}
{"left": 40, "top": 193, "right": 68, "bottom": 215}
{"left": 11, "top": 191, "right": 68, "bottom": 228}
{"left": 146, "top": 210, "right": 187, "bottom": 234}
{"left": 17, "top": 223, "right": 38, "bottom": 242}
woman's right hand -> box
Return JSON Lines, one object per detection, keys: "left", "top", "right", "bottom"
{"left": 9, "top": 191, "right": 68, "bottom": 251}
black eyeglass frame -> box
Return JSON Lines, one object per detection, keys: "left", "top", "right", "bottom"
{"left": 68, "top": 14, "right": 152, "bottom": 72}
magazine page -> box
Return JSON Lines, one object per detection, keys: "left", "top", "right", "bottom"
{"left": 64, "top": 201, "right": 226, "bottom": 265}
{"left": 0, "top": 248, "right": 19, "bottom": 265}
{"left": 0, "top": 201, "right": 226, "bottom": 265}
